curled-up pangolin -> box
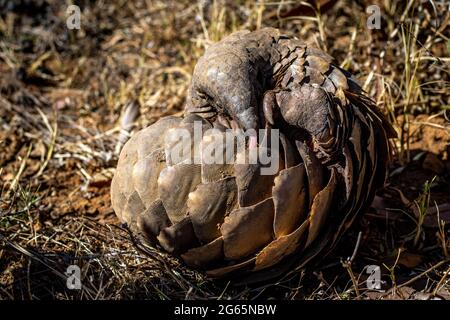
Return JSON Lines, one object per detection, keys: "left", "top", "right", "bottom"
{"left": 111, "top": 28, "right": 396, "bottom": 282}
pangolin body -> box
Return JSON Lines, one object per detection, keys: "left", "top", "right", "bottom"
{"left": 111, "top": 28, "right": 395, "bottom": 282}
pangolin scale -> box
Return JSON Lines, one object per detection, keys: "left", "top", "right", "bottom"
{"left": 111, "top": 28, "right": 395, "bottom": 283}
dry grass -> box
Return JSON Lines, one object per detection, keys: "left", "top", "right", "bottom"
{"left": 0, "top": 0, "right": 449, "bottom": 300}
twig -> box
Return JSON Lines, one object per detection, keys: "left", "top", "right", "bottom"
{"left": 397, "top": 260, "right": 449, "bottom": 289}
{"left": 433, "top": 266, "right": 450, "bottom": 296}
{"left": 349, "top": 231, "right": 362, "bottom": 264}
{"left": 0, "top": 234, "right": 97, "bottom": 296}
{"left": 342, "top": 231, "right": 362, "bottom": 299}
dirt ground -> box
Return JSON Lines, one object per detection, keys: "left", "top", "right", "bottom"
{"left": 0, "top": 0, "right": 449, "bottom": 300}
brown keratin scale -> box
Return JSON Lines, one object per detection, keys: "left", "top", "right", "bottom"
{"left": 111, "top": 28, "right": 395, "bottom": 283}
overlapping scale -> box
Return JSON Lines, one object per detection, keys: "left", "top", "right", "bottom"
{"left": 110, "top": 28, "right": 394, "bottom": 282}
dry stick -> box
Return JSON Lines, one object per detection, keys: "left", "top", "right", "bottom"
{"left": 6, "top": 145, "right": 32, "bottom": 198}
{"left": 123, "top": 225, "right": 191, "bottom": 292}
{"left": 0, "top": 234, "right": 97, "bottom": 297}
{"left": 396, "top": 260, "right": 449, "bottom": 289}
{"left": 349, "top": 232, "right": 362, "bottom": 263}
{"left": 115, "top": 101, "right": 140, "bottom": 155}
{"left": 0, "top": 286, "right": 14, "bottom": 300}
{"left": 342, "top": 231, "right": 362, "bottom": 299}
{"left": 34, "top": 106, "right": 58, "bottom": 177}
{"left": 433, "top": 266, "right": 450, "bottom": 296}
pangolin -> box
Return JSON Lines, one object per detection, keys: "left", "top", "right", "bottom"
{"left": 111, "top": 28, "right": 395, "bottom": 282}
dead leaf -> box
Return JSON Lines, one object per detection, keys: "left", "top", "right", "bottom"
{"left": 423, "top": 203, "right": 450, "bottom": 228}
{"left": 369, "top": 195, "right": 401, "bottom": 220}
{"left": 422, "top": 152, "right": 445, "bottom": 174}
{"left": 398, "top": 252, "right": 423, "bottom": 268}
